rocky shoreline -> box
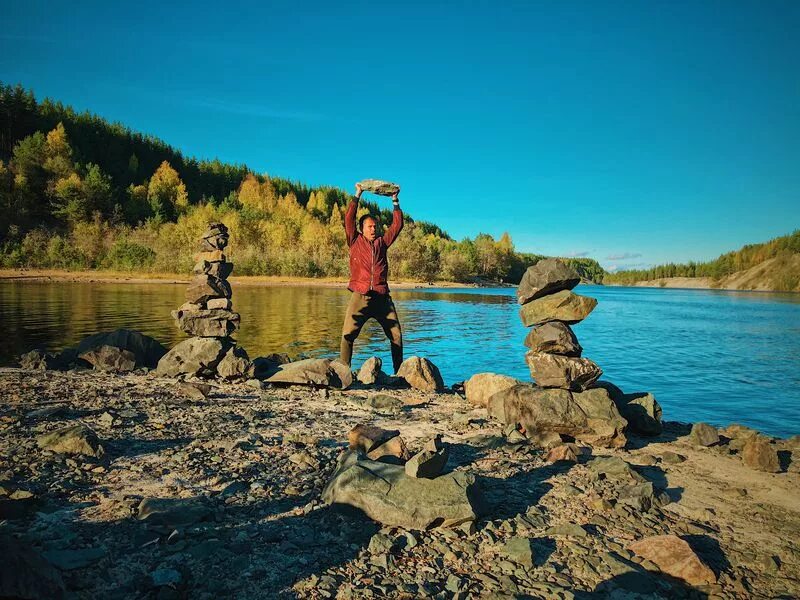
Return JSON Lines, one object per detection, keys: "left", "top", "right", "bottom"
{"left": 1, "top": 366, "right": 798, "bottom": 599}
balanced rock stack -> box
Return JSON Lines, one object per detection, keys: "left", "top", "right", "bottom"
{"left": 517, "top": 258, "right": 601, "bottom": 391}
{"left": 156, "top": 223, "right": 251, "bottom": 379}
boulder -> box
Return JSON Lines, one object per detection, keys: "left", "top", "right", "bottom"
{"left": 18, "top": 349, "right": 61, "bottom": 370}
{"left": 155, "top": 337, "right": 230, "bottom": 378}
{"left": 358, "top": 179, "right": 400, "bottom": 196}
{"left": 79, "top": 344, "right": 137, "bottom": 373}
{"left": 322, "top": 450, "right": 478, "bottom": 529}
{"left": 525, "top": 351, "right": 602, "bottom": 391}
{"left": 742, "top": 437, "right": 780, "bottom": 473}
{"left": 36, "top": 423, "right": 104, "bottom": 458}
{"left": 330, "top": 359, "right": 354, "bottom": 389}
{"left": 689, "top": 423, "right": 719, "bottom": 447}
{"left": 524, "top": 321, "right": 583, "bottom": 356}
{"left": 216, "top": 345, "right": 252, "bottom": 379}
{"left": 545, "top": 444, "right": 579, "bottom": 463}
{"left": 264, "top": 358, "right": 350, "bottom": 388}
{"left": 593, "top": 381, "right": 662, "bottom": 436}
{"left": 171, "top": 308, "right": 240, "bottom": 337}
{"left": 251, "top": 353, "right": 292, "bottom": 379}
{"left": 628, "top": 535, "right": 716, "bottom": 586}
{"left": 519, "top": 290, "right": 597, "bottom": 327}
{"left": 185, "top": 275, "right": 232, "bottom": 304}
{"left": 464, "top": 373, "right": 520, "bottom": 407}
{"left": 75, "top": 328, "right": 167, "bottom": 368}
{"left": 490, "top": 384, "right": 627, "bottom": 448}
{"left": 396, "top": 356, "right": 445, "bottom": 392}
{"left": 405, "top": 436, "right": 449, "bottom": 478}
{"left": 357, "top": 356, "right": 385, "bottom": 385}
{"left": 516, "top": 258, "right": 581, "bottom": 305}
{"left": 348, "top": 424, "right": 401, "bottom": 454}
{"left": 193, "top": 260, "right": 233, "bottom": 279}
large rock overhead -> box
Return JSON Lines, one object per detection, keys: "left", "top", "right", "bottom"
{"left": 155, "top": 337, "right": 231, "bottom": 378}
{"left": 489, "top": 383, "right": 628, "bottom": 448}
{"left": 519, "top": 290, "right": 598, "bottom": 327}
{"left": 525, "top": 351, "right": 602, "bottom": 391}
{"left": 322, "top": 450, "right": 479, "bottom": 529}
{"left": 358, "top": 179, "right": 400, "bottom": 196}
{"left": 517, "top": 258, "right": 581, "bottom": 305}
{"left": 524, "top": 321, "right": 583, "bottom": 356}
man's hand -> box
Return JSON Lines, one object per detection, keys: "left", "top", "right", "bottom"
{"left": 391, "top": 187, "right": 400, "bottom": 204}
{"left": 355, "top": 182, "right": 362, "bottom": 199}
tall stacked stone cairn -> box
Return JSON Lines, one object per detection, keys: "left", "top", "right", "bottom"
{"left": 478, "top": 258, "right": 662, "bottom": 449}
{"left": 156, "top": 223, "right": 251, "bottom": 379}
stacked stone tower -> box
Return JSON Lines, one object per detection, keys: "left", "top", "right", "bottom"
{"left": 517, "top": 259, "right": 601, "bottom": 391}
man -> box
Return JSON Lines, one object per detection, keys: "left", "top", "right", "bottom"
{"left": 340, "top": 182, "right": 404, "bottom": 373}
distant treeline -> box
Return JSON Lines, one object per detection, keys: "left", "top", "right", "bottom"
{"left": 0, "top": 82, "right": 604, "bottom": 283}
{"left": 604, "top": 230, "right": 800, "bottom": 287}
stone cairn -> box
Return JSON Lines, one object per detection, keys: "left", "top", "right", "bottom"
{"left": 156, "top": 223, "right": 251, "bottom": 379}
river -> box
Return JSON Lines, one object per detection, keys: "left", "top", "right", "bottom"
{"left": 1, "top": 281, "right": 799, "bottom": 437}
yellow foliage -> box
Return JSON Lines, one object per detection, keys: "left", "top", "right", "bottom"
{"left": 148, "top": 161, "right": 189, "bottom": 216}
{"left": 237, "top": 174, "right": 277, "bottom": 212}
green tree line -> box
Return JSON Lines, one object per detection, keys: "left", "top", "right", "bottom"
{"left": 0, "top": 82, "right": 605, "bottom": 283}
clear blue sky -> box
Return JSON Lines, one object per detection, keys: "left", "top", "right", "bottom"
{"left": 2, "top": 0, "right": 798, "bottom": 271}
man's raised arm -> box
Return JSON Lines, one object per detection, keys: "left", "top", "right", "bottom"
{"left": 344, "top": 183, "right": 362, "bottom": 246}
{"left": 382, "top": 189, "right": 404, "bottom": 247}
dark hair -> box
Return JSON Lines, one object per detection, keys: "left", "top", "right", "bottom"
{"left": 358, "top": 214, "right": 377, "bottom": 232}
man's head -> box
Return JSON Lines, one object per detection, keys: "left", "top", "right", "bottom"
{"left": 359, "top": 214, "right": 378, "bottom": 242}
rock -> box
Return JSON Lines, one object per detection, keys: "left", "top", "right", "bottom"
{"left": 523, "top": 321, "right": 583, "bottom": 356}
{"left": 617, "top": 482, "right": 658, "bottom": 511}
{"left": 75, "top": 328, "right": 167, "bottom": 369}
{"left": 525, "top": 352, "right": 602, "bottom": 391}
{"left": 405, "top": 436, "right": 449, "bottom": 478}
{"left": 360, "top": 393, "right": 404, "bottom": 412}
{"left": 172, "top": 308, "right": 240, "bottom": 337}
{"left": 216, "top": 345, "right": 252, "bottom": 379}
{"left": 594, "top": 381, "right": 662, "bottom": 435}
{"left": 156, "top": 337, "right": 230, "bottom": 378}
{"left": 348, "top": 424, "right": 401, "bottom": 454}
{"left": 588, "top": 456, "right": 644, "bottom": 482}
{"left": 500, "top": 537, "right": 537, "bottom": 568}
{"left": 36, "top": 423, "right": 104, "bottom": 458}
{"left": 18, "top": 349, "right": 61, "bottom": 370}
{"left": 357, "top": 356, "right": 385, "bottom": 385}
{"left": 42, "top": 547, "right": 106, "bottom": 570}
{"left": 366, "top": 435, "right": 411, "bottom": 463}
{"left": 137, "top": 497, "right": 213, "bottom": 528}
{"left": 516, "top": 258, "right": 581, "bottom": 305}
{"left": 661, "top": 451, "right": 686, "bottom": 464}
{"left": 201, "top": 222, "right": 228, "bottom": 238}
{"left": 628, "top": 535, "right": 716, "bottom": 586}
{"left": 720, "top": 423, "right": 759, "bottom": 441}
{"left": 206, "top": 298, "right": 232, "bottom": 310}
{"left": 491, "top": 384, "right": 627, "bottom": 448}
{"left": 396, "top": 356, "right": 445, "bottom": 392}
{"left": 184, "top": 275, "right": 232, "bottom": 304}
{"left": 193, "top": 260, "right": 233, "bottom": 279}
{"left": 546, "top": 444, "right": 578, "bottom": 463}
{"left": 519, "top": 290, "right": 598, "bottom": 327}
{"left": 358, "top": 179, "right": 400, "bottom": 196}
{"left": 742, "top": 437, "right": 781, "bottom": 473}
{"left": 527, "top": 430, "right": 564, "bottom": 449}
{"left": 193, "top": 250, "right": 226, "bottom": 263}
{"left": 322, "top": 450, "right": 478, "bottom": 529}
{"left": 150, "top": 567, "right": 183, "bottom": 587}
{"left": 265, "top": 358, "right": 350, "bottom": 388}
{"left": 464, "top": 373, "right": 520, "bottom": 407}
{"left": 545, "top": 523, "right": 588, "bottom": 537}
{"left": 689, "top": 423, "right": 719, "bottom": 447}
{"left": 178, "top": 382, "right": 211, "bottom": 400}
{"left": 78, "top": 344, "right": 137, "bottom": 373}
{"left": 0, "top": 536, "right": 65, "bottom": 599}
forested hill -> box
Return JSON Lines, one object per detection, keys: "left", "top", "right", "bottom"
{"left": 604, "top": 230, "right": 800, "bottom": 292}
{"left": 0, "top": 83, "right": 603, "bottom": 283}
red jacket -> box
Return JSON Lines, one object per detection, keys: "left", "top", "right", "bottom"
{"left": 344, "top": 200, "right": 404, "bottom": 294}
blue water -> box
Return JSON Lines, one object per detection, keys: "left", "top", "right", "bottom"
{"left": 1, "top": 281, "right": 799, "bottom": 437}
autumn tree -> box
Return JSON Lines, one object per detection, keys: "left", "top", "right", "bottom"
{"left": 147, "top": 161, "right": 188, "bottom": 221}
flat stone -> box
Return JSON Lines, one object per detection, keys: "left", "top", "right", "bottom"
{"left": 396, "top": 356, "right": 445, "bottom": 392}
{"left": 36, "top": 423, "right": 104, "bottom": 458}
{"left": 524, "top": 321, "right": 583, "bottom": 356}
{"left": 742, "top": 437, "right": 780, "bottom": 472}
{"left": 628, "top": 535, "right": 716, "bottom": 586}
{"left": 517, "top": 258, "right": 581, "bottom": 304}
{"left": 519, "top": 290, "right": 597, "bottom": 327}
{"left": 79, "top": 344, "right": 136, "bottom": 373}
{"left": 184, "top": 275, "right": 232, "bottom": 304}
{"left": 206, "top": 298, "right": 232, "bottom": 310}
{"left": 172, "top": 308, "right": 240, "bottom": 337}
{"left": 193, "top": 250, "right": 226, "bottom": 263}
{"left": 464, "top": 373, "right": 520, "bottom": 407}
{"left": 500, "top": 537, "right": 537, "bottom": 568}
{"left": 358, "top": 179, "right": 400, "bottom": 196}
{"left": 661, "top": 451, "right": 686, "bottom": 464}
{"left": 525, "top": 351, "right": 602, "bottom": 391}
{"left": 156, "top": 337, "right": 230, "bottom": 378}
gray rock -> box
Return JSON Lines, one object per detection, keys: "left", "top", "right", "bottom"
{"left": 545, "top": 523, "right": 588, "bottom": 537}
{"left": 36, "top": 423, "right": 105, "bottom": 458}
{"left": 405, "top": 436, "right": 449, "bottom": 478}
{"left": 156, "top": 337, "right": 230, "bottom": 378}
{"left": 519, "top": 290, "right": 598, "bottom": 327}
{"left": 216, "top": 345, "right": 252, "bottom": 379}
{"left": 523, "top": 321, "right": 583, "bottom": 356}
{"left": 75, "top": 328, "right": 167, "bottom": 369}
{"left": 689, "top": 423, "right": 719, "bottom": 447}
{"left": 525, "top": 351, "right": 602, "bottom": 391}
{"left": 79, "top": 344, "right": 136, "bottom": 373}
{"left": 500, "top": 537, "right": 537, "bottom": 568}
{"left": 357, "top": 356, "right": 385, "bottom": 385}
{"left": 616, "top": 482, "right": 658, "bottom": 512}
{"left": 184, "top": 275, "right": 232, "bottom": 304}
{"left": 0, "top": 536, "right": 64, "bottom": 599}
{"left": 396, "top": 356, "right": 445, "bottom": 392}
{"left": 593, "top": 381, "right": 663, "bottom": 436}
{"left": 661, "top": 451, "right": 686, "bottom": 464}
{"left": 488, "top": 384, "right": 627, "bottom": 448}
{"left": 322, "top": 450, "right": 479, "bottom": 529}
{"left": 137, "top": 497, "right": 213, "bottom": 528}
{"left": 42, "top": 547, "right": 106, "bottom": 570}
{"left": 265, "top": 358, "right": 351, "bottom": 388}
{"left": 193, "top": 260, "right": 233, "bottom": 279}
{"left": 464, "top": 373, "right": 520, "bottom": 407}
{"left": 516, "top": 258, "right": 581, "bottom": 305}
{"left": 588, "top": 456, "right": 644, "bottom": 482}
{"left": 171, "top": 308, "right": 240, "bottom": 338}
{"left": 358, "top": 179, "right": 400, "bottom": 196}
